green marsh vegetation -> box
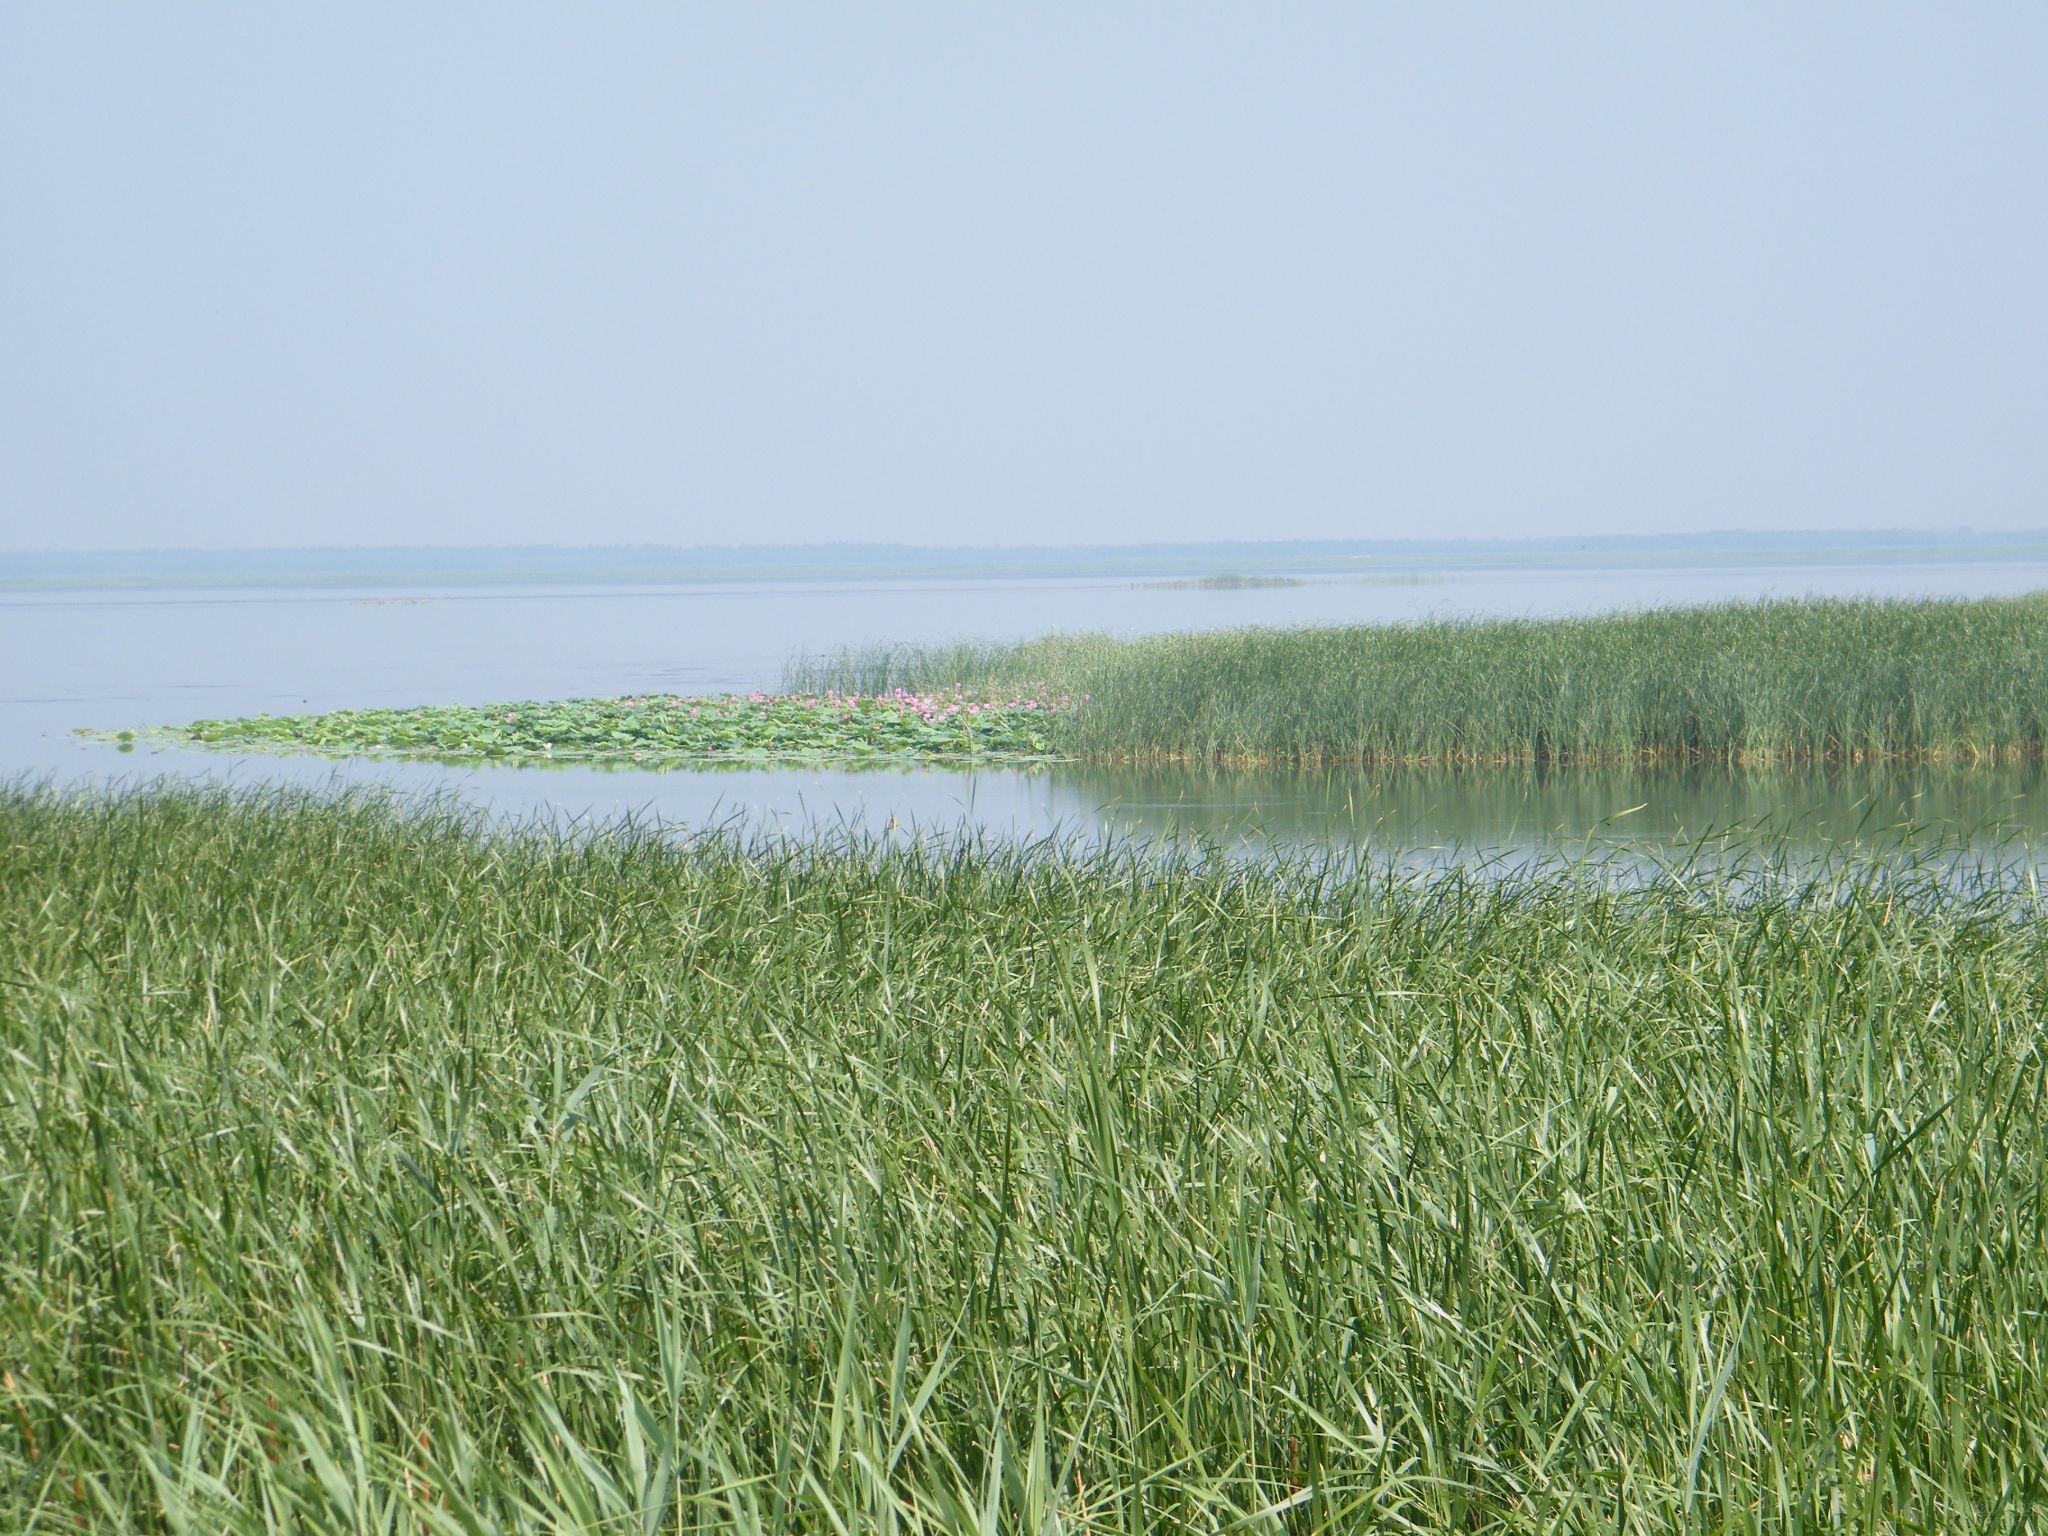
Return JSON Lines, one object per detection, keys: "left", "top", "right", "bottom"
{"left": 6, "top": 781, "right": 2048, "bottom": 1530}
{"left": 160, "top": 688, "right": 1075, "bottom": 766}
{"left": 789, "top": 594, "right": 2048, "bottom": 769}
{"left": 150, "top": 596, "right": 2048, "bottom": 775}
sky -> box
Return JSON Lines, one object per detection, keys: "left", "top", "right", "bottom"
{"left": 3, "top": 5, "right": 2044, "bottom": 552}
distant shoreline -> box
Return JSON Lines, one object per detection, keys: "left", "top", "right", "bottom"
{"left": 5, "top": 529, "right": 2047, "bottom": 593}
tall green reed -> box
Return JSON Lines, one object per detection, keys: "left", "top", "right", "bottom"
{"left": 4, "top": 781, "right": 2047, "bottom": 1531}
{"left": 789, "top": 595, "right": 2048, "bottom": 766}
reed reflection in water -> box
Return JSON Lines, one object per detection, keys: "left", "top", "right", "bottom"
{"left": 1057, "top": 760, "right": 2048, "bottom": 858}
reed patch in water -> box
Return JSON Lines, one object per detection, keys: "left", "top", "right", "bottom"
{"left": 791, "top": 593, "right": 2048, "bottom": 767}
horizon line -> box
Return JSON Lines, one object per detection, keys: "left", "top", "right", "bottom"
{"left": 4, "top": 526, "right": 2042, "bottom": 560}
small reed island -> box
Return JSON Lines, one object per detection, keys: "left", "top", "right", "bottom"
{"left": 155, "top": 593, "right": 2048, "bottom": 769}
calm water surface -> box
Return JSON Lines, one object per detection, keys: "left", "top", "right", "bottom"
{"left": 10, "top": 561, "right": 2048, "bottom": 862}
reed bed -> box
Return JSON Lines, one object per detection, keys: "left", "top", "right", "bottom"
{"left": 4, "top": 782, "right": 2047, "bottom": 1530}
{"left": 787, "top": 594, "right": 2048, "bottom": 767}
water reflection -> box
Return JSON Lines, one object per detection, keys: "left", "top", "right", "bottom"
{"left": 26, "top": 735, "right": 2048, "bottom": 873}
{"left": 1057, "top": 761, "right": 2048, "bottom": 859}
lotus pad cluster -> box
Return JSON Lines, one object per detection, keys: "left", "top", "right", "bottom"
{"left": 174, "top": 688, "right": 1075, "bottom": 763}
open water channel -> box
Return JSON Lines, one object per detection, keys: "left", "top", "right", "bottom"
{"left": 10, "top": 558, "right": 2048, "bottom": 866}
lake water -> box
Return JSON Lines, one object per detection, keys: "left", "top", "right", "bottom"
{"left": 10, "top": 559, "right": 2048, "bottom": 862}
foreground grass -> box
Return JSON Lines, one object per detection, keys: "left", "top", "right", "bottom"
{"left": 156, "top": 689, "right": 1075, "bottom": 765}
{"left": 788, "top": 594, "right": 2048, "bottom": 767}
{"left": 5, "top": 784, "right": 2048, "bottom": 1531}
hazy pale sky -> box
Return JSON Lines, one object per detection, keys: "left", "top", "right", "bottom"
{"left": 3, "top": 5, "right": 2043, "bottom": 551}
